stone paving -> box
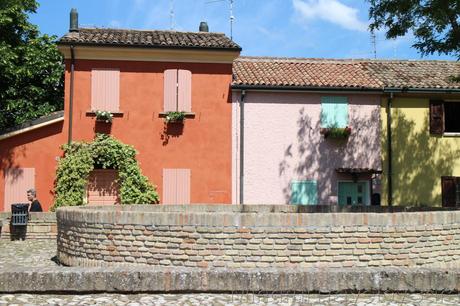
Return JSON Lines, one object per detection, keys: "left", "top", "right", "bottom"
{"left": 0, "top": 240, "right": 459, "bottom": 305}
{"left": 0, "top": 293, "right": 459, "bottom": 305}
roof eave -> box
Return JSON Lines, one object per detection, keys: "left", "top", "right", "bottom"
{"left": 231, "top": 84, "right": 382, "bottom": 92}
{"left": 57, "top": 41, "right": 242, "bottom": 52}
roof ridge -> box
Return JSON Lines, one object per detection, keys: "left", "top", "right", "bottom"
{"left": 236, "top": 56, "right": 460, "bottom": 64}
{"left": 77, "top": 27, "right": 226, "bottom": 36}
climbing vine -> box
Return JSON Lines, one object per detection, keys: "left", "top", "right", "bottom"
{"left": 53, "top": 134, "right": 159, "bottom": 209}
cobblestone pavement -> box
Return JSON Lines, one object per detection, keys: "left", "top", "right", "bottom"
{"left": 0, "top": 240, "right": 459, "bottom": 305}
{"left": 0, "top": 239, "right": 60, "bottom": 269}
{"left": 0, "top": 293, "right": 459, "bottom": 305}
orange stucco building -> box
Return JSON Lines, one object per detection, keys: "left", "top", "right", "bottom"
{"left": 0, "top": 16, "right": 241, "bottom": 211}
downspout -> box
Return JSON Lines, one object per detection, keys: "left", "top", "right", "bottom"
{"left": 239, "top": 90, "right": 246, "bottom": 205}
{"left": 68, "top": 45, "right": 75, "bottom": 145}
{"left": 387, "top": 92, "right": 393, "bottom": 206}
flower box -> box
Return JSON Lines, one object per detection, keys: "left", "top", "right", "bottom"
{"left": 320, "top": 127, "right": 351, "bottom": 139}
{"left": 94, "top": 110, "right": 114, "bottom": 123}
{"left": 164, "top": 111, "right": 186, "bottom": 124}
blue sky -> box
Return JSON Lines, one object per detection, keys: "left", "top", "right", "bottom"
{"left": 30, "top": 0, "right": 456, "bottom": 60}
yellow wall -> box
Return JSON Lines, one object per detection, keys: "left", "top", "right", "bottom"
{"left": 381, "top": 97, "right": 460, "bottom": 206}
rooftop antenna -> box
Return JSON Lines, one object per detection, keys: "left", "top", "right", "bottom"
{"left": 371, "top": 30, "right": 377, "bottom": 59}
{"left": 206, "top": 0, "right": 236, "bottom": 40}
{"left": 169, "top": 0, "right": 175, "bottom": 30}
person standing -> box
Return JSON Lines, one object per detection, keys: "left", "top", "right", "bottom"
{"left": 27, "top": 188, "right": 43, "bottom": 212}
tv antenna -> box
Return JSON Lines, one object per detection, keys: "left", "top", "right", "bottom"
{"left": 206, "top": 0, "right": 236, "bottom": 40}
{"left": 169, "top": 0, "right": 175, "bottom": 30}
{"left": 371, "top": 30, "right": 377, "bottom": 59}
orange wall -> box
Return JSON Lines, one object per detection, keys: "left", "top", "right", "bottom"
{"left": 0, "top": 123, "right": 66, "bottom": 211}
{"left": 0, "top": 59, "right": 233, "bottom": 211}
{"left": 67, "top": 59, "right": 233, "bottom": 205}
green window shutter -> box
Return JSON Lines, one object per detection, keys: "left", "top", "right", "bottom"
{"left": 321, "top": 96, "right": 348, "bottom": 128}
{"left": 291, "top": 180, "right": 318, "bottom": 205}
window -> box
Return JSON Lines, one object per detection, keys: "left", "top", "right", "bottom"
{"left": 91, "top": 69, "right": 120, "bottom": 112}
{"left": 441, "top": 176, "right": 460, "bottom": 207}
{"left": 430, "top": 100, "right": 460, "bottom": 134}
{"left": 164, "top": 69, "right": 192, "bottom": 112}
{"left": 321, "top": 96, "right": 348, "bottom": 128}
{"left": 338, "top": 181, "right": 370, "bottom": 206}
{"left": 290, "top": 180, "right": 317, "bottom": 205}
{"left": 163, "top": 169, "right": 191, "bottom": 204}
{"left": 4, "top": 168, "right": 35, "bottom": 212}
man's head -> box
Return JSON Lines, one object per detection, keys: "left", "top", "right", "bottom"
{"left": 26, "top": 188, "right": 36, "bottom": 201}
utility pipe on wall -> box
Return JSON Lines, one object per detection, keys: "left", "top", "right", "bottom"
{"left": 387, "top": 92, "right": 393, "bottom": 206}
{"left": 68, "top": 45, "right": 75, "bottom": 145}
{"left": 239, "top": 90, "right": 246, "bottom": 204}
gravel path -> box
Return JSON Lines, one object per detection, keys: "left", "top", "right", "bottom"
{"left": 0, "top": 240, "right": 459, "bottom": 305}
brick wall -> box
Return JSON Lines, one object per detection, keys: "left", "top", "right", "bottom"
{"left": 56, "top": 205, "right": 460, "bottom": 268}
{"left": 0, "top": 212, "right": 56, "bottom": 240}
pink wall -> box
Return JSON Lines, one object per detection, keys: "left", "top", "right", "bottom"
{"left": 232, "top": 91, "right": 381, "bottom": 204}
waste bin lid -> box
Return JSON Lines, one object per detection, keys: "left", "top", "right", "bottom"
{"left": 11, "top": 203, "right": 30, "bottom": 210}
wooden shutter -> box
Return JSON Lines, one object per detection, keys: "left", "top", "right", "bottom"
{"left": 321, "top": 96, "right": 348, "bottom": 128}
{"left": 4, "top": 168, "right": 35, "bottom": 212}
{"left": 178, "top": 70, "right": 192, "bottom": 112}
{"left": 91, "top": 69, "right": 120, "bottom": 112}
{"left": 290, "top": 180, "right": 317, "bottom": 205}
{"left": 164, "top": 69, "right": 178, "bottom": 112}
{"left": 429, "top": 100, "right": 444, "bottom": 135}
{"left": 163, "top": 169, "right": 191, "bottom": 204}
{"left": 86, "top": 170, "right": 119, "bottom": 205}
{"left": 441, "top": 176, "right": 456, "bottom": 207}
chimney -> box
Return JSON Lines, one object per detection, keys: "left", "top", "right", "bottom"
{"left": 199, "top": 21, "right": 209, "bottom": 32}
{"left": 69, "top": 8, "right": 79, "bottom": 32}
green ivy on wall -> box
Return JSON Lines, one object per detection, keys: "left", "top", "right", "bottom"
{"left": 53, "top": 134, "right": 159, "bottom": 210}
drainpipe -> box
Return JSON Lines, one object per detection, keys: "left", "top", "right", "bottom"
{"left": 387, "top": 92, "right": 393, "bottom": 206}
{"left": 239, "top": 90, "right": 246, "bottom": 205}
{"left": 68, "top": 45, "right": 75, "bottom": 145}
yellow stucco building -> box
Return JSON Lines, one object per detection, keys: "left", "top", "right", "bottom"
{"left": 381, "top": 95, "right": 460, "bottom": 206}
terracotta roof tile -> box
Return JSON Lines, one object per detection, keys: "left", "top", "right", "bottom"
{"left": 233, "top": 57, "right": 460, "bottom": 90}
{"left": 58, "top": 28, "right": 241, "bottom": 51}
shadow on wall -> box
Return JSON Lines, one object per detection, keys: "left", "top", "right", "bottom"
{"left": 160, "top": 122, "right": 184, "bottom": 146}
{"left": 384, "top": 109, "right": 460, "bottom": 206}
{"left": 0, "top": 122, "right": 64, "bottom": 183}
{"left": 279, "top": 107, "right": 380, "bottom": 204}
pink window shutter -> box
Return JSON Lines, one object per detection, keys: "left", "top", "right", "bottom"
{"left": 162, "top": 169, "right": 191, "bottom": 204}
{"left": 91, "top": 69, "right": 120, "bottom": 112}
{"left": 4, "top": 168, "right": 35, "bottom": 212}
{"left": 86, "top": 170, "right": 120, "bottom": 205}
{"left": 164, "top": 69, "right": 178, "bottom": 112}
{"left": 163, "top": 169, "right": 176, "bottom": 204}
{"left": 178, "top": 70, "right": 192, "bottom": 112}
{"left": 175, "top": 169, "right": 191, "bottom": 204}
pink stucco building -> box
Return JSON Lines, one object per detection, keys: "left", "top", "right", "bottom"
{"left": 231, "top": 57, "right": 382, "bottom": 205}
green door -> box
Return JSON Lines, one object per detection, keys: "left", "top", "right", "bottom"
{"left": 338, "top": 182, "right": 369, "bottom": 206}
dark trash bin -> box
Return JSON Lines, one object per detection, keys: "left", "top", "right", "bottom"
{"left": 11, "top": 203, "right": 30, "bottom": 225}
{"left": 371, "top": 193, "right": 381, "bottom": 206}
{"left": 10, "top": 203, "right": 29, "bottom": 240}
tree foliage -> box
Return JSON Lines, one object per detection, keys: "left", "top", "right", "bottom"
{"left": 53, "top": 134, "right": 159, "bottom": 210}
{"left": 0, "top": 0, "right": 63, "bottom": 130}
{"left": 368, "top": 0, "right": 460, "bottom": 57}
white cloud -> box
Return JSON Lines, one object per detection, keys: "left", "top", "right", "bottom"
{"left": 292, "top": 0, "right": 368, "bottom": 32}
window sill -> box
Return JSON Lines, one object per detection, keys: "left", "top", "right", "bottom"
{"left": 443, "top": 132, "right": 460, "bottom": 137}
{"left": 86, "top": 111, "right": 124, "bottom": 118}
{"left": 158, "top": 112, "right": 195, "bottom": 118}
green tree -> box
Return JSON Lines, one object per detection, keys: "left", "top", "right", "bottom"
{"left": 0, "top": 0, "right": 63, "bottom": 131}
{"left": 368, "top": 0, "right": 460, "bottom": 57}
